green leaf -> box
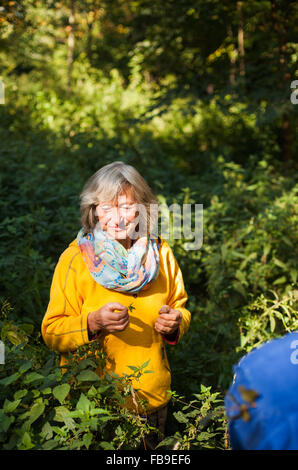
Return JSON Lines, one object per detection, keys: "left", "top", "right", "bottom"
{"left": 54, "top": 405, "right": 76, "bottom": 429}
{"left": 115, "top": 425, "right": 123, "bottom": 437}
{"left": 67, "top": 410, "right": 84, "bottom": 419}
{"left": 99, "top": 441, "right": 115, "bottom": 450}
{"left": 270, "top": 315, "right": 276, "bottom": 333}
{"left": 21, "top": 431, "right": 34, "bottom": 450}
{"left": 231, "top": 251, "right": 246, "bottom": 259}
{"left": 273, "top": 258, "right": 288, "bottom": 271}
{"left": 155, "top": 436, "right": 181, "bottom": 449}
{"left": 173, "top": 411, "right": 189, "bottom": 424}
{"left": 235, "top": 270, "right": 247, "bottom": 284}
{"left": 263, "top": 244, "right": 271, "bottom": 257}
{"left": 141, "top": 359, "right": 150, "bottom": 369}
{"left": 87, "top": 385, "right": 97, "bottom": 398}
{"left": 0, "top": 412, "right": 14, "bottom": 432}
{"left": 69, "top": 438, "right": 83, "bottom": 450}
{"left": 0, "top": 372, "right": 20, "bottom": 386}
{"left": 23, "top": 372, "right": 44, "bottom": 384}
{"left": 232, "top": 280, "right": 247, "bottom": 298}
{"left": 98, "top": 414, "right": 116, "bottom": 423}
{"left": 40, "top": 421, "right": 53, "bottom": 440}
{"left": 6, "top": 330, "right": 24, "bottom": 346}
{"left": 20, "top": 323, "right": 35, "bottom": 335}
{"left": 290, "top": 269, "right": 297, "bottom": 283}
{"left": 14, "top": 389, "right": 28, "bottom": 400}
{"left": 76, "top": 393, "right": 91, "bottom": 413}
{"left": 19, "top": 361, "right": 32, "bottom": 374}
{"left": 4, "top": 399, "right": 21, "bottom": 413}
{"left": 273, "top": 276, "right": 287, "bottom": 285}
{"left": 83, "top": 432, "right": 93, "bottom": 450}
{"left": 42, "top": 439, "right": 58, "bottom": 450}
{"left": 90, "top": 407, "right": 111, "bottom": 417}
{"left": 53, "top": 383, "right": 70, "bottom": 404}
{"left": 281, "top": 236, "right": 293, "bottom": 247}
{"left": 197, "top": 431, "right": 217, "bottom": 441}
{"left": 28, "top": 402, "right": 45, "bottom": 425}
{"left": 77, "top": 358, "right": 98, "bottom": 370}
{"left": 76, "top": 370, "right": 100, "bottom": 382}
{"left": 221, "top": 244, "right": 228, "bottom": 262}
{"left": 96, "top": 384, "right": 112, "bottom": 394}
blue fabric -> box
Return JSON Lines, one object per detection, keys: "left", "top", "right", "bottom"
{"left": 77, "top": 227, "right": 161, "bottom": 293}
{"left": 225, "top": 332, "right": 298, "bottom": 450}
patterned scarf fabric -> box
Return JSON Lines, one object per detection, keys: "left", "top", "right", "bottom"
{"left": 77, "top": 227, "right": 160, "bottom": 293}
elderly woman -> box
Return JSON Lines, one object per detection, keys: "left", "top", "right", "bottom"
{"left": 41, "top": 161, "right": 191, "bottom": 448}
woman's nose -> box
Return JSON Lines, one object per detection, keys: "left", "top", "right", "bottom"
{"left": 110, "top": 207, "right": 123, "bottom": 224}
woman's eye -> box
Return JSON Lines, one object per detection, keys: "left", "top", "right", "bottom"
{"left": 99, "top": 203, "right": 136, "bottom": 211}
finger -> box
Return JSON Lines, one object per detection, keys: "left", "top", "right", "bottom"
{"left": 160, "top": 310, "right": 181, "bottom": 322}
{"left": 117, "top": 315, "right": 130, "bottom": 325}
{"left": 156, "top": 318, "right": 178, "bottom": 329}
{"left": 154, "top": 322, "right": 174, "bottom": 335}
{"left": 159, "top": 304, "right": 171, "bottom": 314}
{"left": 108, "top": 302, "right": 128, "bottom": 313}
{"left": 111, "top": 312, "right": 129, "bottom": 323}
{"left": 159, "top": 312, "right": 181, "bottom": 323}
{"left": 108, "top": 304, "right": 128, "bottom": 318}
{"left": 154, "top": 321, "right": 165, "bottom": 333}
{"left": 107, "top": 314, "right": 129, "bottom": 327}
{"left": 111, "top": 319, "right": 129, "bottom": 332}
{"left": 155, "top": 316, "right": 178, "bottom": 329}
{"left": 159, "top": 313, "right": 177, "bottom": 321}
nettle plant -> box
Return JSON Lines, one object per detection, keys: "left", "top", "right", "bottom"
{"left": 0, "top": 304, "right": 156, "bottom": 450}
{"left": 0, "top": 300, "right": 229, "bottom": 451}
{"left": 157, "top": 385, "right": 226, "bottom": 450}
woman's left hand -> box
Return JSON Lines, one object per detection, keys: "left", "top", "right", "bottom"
{"left": 154, "top": 305, "right": 182, "bottom": 335}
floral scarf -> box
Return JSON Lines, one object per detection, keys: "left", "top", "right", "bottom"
{"left": 77, "top": 227, "right": 160, "bottom": 293}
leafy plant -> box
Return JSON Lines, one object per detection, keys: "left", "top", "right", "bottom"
{"left": 238, "top": 288, "right": 298, "bottom": 353}
{"left": 0, "top": 302, "right": 157, "bottom": 450}
{"left": 157, "top": 385, "right": 226, "bottom": 450}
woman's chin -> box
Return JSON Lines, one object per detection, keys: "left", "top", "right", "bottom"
{"left": 106, "top": 228, "right": 128, "bottom": 239}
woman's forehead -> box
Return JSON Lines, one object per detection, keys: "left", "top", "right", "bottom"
{"left": 101, "top": 187, "right": 136, "bottom": 204}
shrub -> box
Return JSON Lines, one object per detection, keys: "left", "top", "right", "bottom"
{"left": 0, "top": 302, "right": 158, "bottom": 450}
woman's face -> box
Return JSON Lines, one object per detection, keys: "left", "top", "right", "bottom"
{"left": 95, "top": 187, "right": 139, "bottom": 240}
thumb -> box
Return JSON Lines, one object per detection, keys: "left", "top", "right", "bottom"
{"left": 159, "top": 304, "right": 171, "bottom": 314}
{"left": 107, "top": 302, "right": 127, "bottom": 312}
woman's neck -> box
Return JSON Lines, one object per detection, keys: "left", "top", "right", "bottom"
{"left": 118, "top": 238, "right": 133, "bottom": 250}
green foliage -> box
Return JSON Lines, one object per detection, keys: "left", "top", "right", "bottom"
{"left": 157, "top": 386, "right": 226, "bottom": 450}
{"left": 0, "top": 0, "right": 297, "bottom": 450}
{"left": 165, "top": 160, "right": 297, "bottom": 395}
{"left": 0, "top": 307, "right": 156, "bottom": 450}
{"left": 238, "top": 289, "right": 298, "bottom": 352}
{"left": 1, "top": 82, "right": 297, "bottom": 447}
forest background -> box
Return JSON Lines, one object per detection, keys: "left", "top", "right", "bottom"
{"left": 0, "top": 0, "right": 297, "bottom": 450}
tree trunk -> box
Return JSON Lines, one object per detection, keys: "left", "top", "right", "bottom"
{"left": 227, "top": 24, "right": 237, "bottom": 87}
{"left": 237, "top": 2, "right": 245, "bottom": 77}
{"left": 270, "top": 0, "right": 291, "bottom": 170}
{"left": 67, "top": 0, "right": 75, "bottom": 97}
{"left": 86, "top": 20, "right": 94, "bottom": 62}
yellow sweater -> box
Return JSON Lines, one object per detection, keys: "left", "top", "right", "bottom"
{"left": 41, "top": 236, "right": 191, "bottom": 414}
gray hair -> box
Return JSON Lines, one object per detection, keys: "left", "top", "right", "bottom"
{"left": 79, "top": 161, "right": 159, "bottom": 237}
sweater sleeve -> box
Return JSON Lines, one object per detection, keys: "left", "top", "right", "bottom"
{"left": 41, "top": 248, "right": 91, "bottom": 354}
{"left": 163, "top": 242, "right": 191, "bottom": 345}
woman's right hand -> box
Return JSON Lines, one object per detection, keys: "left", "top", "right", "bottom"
{"left": 87, "top": 302, "right": 129, "bottom": 335}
